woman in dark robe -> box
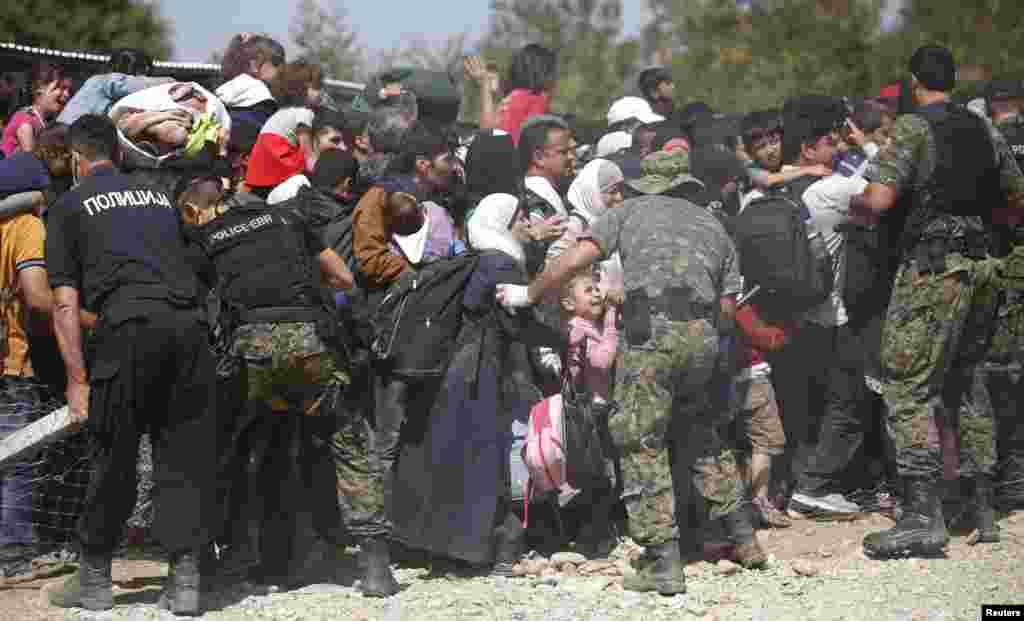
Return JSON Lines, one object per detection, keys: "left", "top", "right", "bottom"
{"left": 390, "top": 250, "right": 560, "bottom": 570}
{"left": 390, "top": 164, "right": 562, "bottom": 571}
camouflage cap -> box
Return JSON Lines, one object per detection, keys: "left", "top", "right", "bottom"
{"left": 627, "top": 150, "right": 697, "bottom": 195}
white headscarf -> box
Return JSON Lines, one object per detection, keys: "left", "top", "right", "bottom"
{"left": 567, "top": 159, "right": 625, "bottom": 224}
{"left": 594, "top": 131, "right": 632, "bottom": 158}
{"left": 467, "top": 193, "right": 525, "bottom": 265}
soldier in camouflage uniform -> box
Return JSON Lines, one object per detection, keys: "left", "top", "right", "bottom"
{"left": 979, "top": 81, "right": 1024, "bottom": 511}
{"left": 856, "top": 46, "right": 1024, "bottom": 559}
{"left": 499, "top": 151, "right": 765, "bottom": 596}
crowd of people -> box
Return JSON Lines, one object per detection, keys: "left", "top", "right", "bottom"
{"left": 0, "top": 32, "right": 1022, "bottom": 617}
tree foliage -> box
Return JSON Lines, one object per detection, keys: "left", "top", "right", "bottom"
{"left": 478, "top": 0, "right": 639, "bottom": 122}
{"left": 652, "top": 0, "right": 1024, "bottom": 114}
{"left": 880, "top": 0, "right": 1024, "bottom": 84}
{"left": 0, "top": 0, "right": 173, "bottom": 59}
{"left": 290, "top": 0, "right": 364, "bottom": 82}
{"left": 660, "top": 0, "right": 886, "bottom": 113}
{"left": 379, "top": 33, "right": 469, "bottom": 76}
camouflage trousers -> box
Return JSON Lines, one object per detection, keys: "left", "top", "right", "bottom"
{"left": 879, "top": 252, "right": 1001, "bottom": 479}
{"left": 230, "top": 322, "right": 384, "bottom": 540}
{"left": 610, "top": 317, "right": 740, "bottom": 546}
{"left": 967, "top": 245, "right": 1024, "bottom": 495}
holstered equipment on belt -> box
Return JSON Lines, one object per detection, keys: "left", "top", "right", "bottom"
{"left": 623, "top": 286, "right": 716, "bottom": 347}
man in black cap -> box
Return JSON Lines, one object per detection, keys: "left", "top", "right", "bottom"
{"left": 46, "top": 115, "right": 219, "bottom": 615}
{"left": 855, "top": 45, "right": 1024, "bottom": 559}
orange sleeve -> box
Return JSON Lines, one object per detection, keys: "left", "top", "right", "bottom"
{"left": 352, "top": 187, "right": 410, "bottom": 289}
{"left": 11, "top": 215, "right": 45, "bottom": 271}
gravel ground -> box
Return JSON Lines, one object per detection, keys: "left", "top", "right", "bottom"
{"left": 3, "top": 511, "right": 1022, "bottom": 621}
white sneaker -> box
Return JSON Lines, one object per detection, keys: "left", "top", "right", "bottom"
{"left": 789, "top": 492, "right": 861, "bottom": 516}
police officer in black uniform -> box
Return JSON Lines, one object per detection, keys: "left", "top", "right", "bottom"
{"left": 192, "top": 178, "right": 354, "bottom": 587}
{"left": 45, "top": 115, "right": 218, "bottom": 616}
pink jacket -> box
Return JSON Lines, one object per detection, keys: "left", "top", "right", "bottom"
{"left": 565, "top": 308, "right": 619, "bottom": 402}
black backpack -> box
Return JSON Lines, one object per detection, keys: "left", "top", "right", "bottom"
{"left": 732, "top": 177, "right": 833, "bottom": 315}
{"left": 371, "top": 253, "right": 480, "bottom": 377}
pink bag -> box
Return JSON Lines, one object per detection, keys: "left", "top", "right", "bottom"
{"left": 524, "top": 393, "right": 567, "bottom": 494}
{"left": 521, "top": 393, "right": 581, "bottom": 526}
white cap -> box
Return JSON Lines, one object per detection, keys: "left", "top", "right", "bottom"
{"left": 606, "top": 96, "right": 664, "bottom": 127}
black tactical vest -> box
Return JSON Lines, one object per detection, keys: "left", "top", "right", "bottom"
{"left": 198, "top": 202, "right": 319, "bottom": 311}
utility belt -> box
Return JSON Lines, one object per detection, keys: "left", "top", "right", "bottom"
{"left": 907, "top": 233, "right": 989, "bottom": 274}
{"left": 236, "top": 306, "right": 323, "bottom": 326}
{"left": 231, "top": 304, "right": 353, "bottom": 363}
{"left": 622, "top": 287, "right": 716, "bottom": 348}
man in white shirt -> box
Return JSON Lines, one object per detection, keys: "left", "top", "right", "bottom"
{"left": 742, "top": 109, "right": 875, "bottom": 518}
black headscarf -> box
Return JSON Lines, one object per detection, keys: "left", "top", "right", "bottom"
{"left": 464, "top": 130, "right": 519, "bottom": 201}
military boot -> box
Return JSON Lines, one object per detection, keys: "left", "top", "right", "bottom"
{"left": 357, "top": 538, "right": 399, "bottom": 597}
{"left": 47, "top": 547, "right": 113, "bottom": 611}
{"left": 623, "top": 542, "right": 686, "bottom": 596}
{"left": 157, "top": 549, "right": 201, "bottom": 616}
{"left": 971, "top": 474, "right": 1000, "bottom": 544}
{"left": 724, "top": 502, "right": 768, "bottom": 569}
{"left": 863, "top": 477, "right": 948, "bottom": 559}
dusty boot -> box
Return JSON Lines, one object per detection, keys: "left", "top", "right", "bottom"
{"left": 863, "top": 477, "right": 948, "bottom": 559}
{"left": 623, "top": 541, "right": 686, "bottom": 595}
{"left": 357, "top": 538, "right": 399, "bottom": 597}
{"left": 491, "top": 513, "right": 524, "bottom": 576}
{"left": 725, "top": 503, "right": 767, "bottom": 569}
{"left": 158, "top": 550, "right": 201, "bottom": 616}
{"left": 971, "top": 474, "right": 1000, "bottom": 544}
{"left": 47, "top": 547, "right": 113, "bottom": 611}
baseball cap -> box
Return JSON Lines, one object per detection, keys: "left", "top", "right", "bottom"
{"left": 627, "top": 151, "right": 700, "bottom": 195}
{"left": 607, "top": 96, "right": 665, "bottom": 127}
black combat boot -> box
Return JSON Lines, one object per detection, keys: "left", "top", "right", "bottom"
{"left": 724, "top": 502, "right": 768, "bottom": 569}
{"left": 158, "top": 549, "right": 201, "bottom": 616}
{"left": 971, "top": 474, "right": 1000, "bottom": 544}
{"left": 491, "top": 512, "right": 525, "bottom": 577}
{"left": 47, "top": 547, "right": 113, "bottom": 611}
{"left": 623, "top": 541, "right": 686, "bottom": 595}
{"left": 863, "top": 477, "right": 948, "bottom": 559}
{"left": 357, "top": 538, "right": 399, "bottom": 597}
